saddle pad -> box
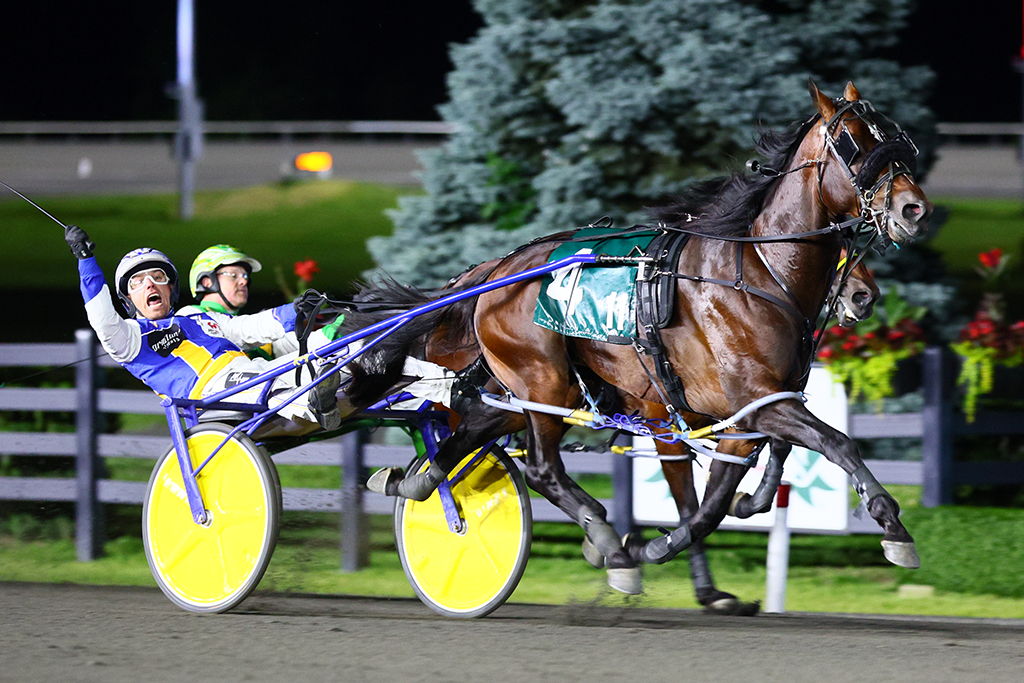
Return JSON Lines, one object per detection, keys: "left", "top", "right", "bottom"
{"left": 533, "top": 227, "right": 660, "bottom": 344}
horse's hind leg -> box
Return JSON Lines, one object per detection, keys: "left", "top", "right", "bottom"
{"left": 521, "top": 411, "right": 642, "bottom": 595}
{"left": 368, "top": 400, "right": 519, "bottom": 500}
{"left": 752, "top": 399, "right": 919, "bottom": 568}
{"left": 658, "top": 453, "right": 755, "bottom": 615}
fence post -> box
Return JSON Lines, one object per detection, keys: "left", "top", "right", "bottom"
{"left": 74, "top": 329, "right": 103, "bottom": 560}
{"left": 922, "top": 346, "right": 954, "bottom": 507}
{"left": 340, "top": 428, "right": 369, "bottom": 571}
{"left": 611, "top": 449, "right": 634, "bottom": 537}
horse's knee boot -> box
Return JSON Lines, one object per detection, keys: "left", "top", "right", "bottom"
{"left": 642, "top": 525, "right": 691, "bottom": 564}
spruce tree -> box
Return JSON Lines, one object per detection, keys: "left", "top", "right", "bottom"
{"left": 370, "top": 0, "right": 935, "bottom": 287}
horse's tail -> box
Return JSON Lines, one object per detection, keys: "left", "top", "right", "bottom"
{"left": 342, "top": 269, "right": 493, "bottom": 407}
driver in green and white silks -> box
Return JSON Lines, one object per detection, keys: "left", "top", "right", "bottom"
{"left": 176, "top": 244, "right": 339, "bottom": 359}
{"left": 176, "top": 244, "right": 457, "bottom": 409}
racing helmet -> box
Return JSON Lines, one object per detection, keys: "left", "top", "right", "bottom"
{"left": 189, "top": 244, "right": 262, "bottom": 299}
{"left": 114, "top": 247, "right": 179, "bottom": 317}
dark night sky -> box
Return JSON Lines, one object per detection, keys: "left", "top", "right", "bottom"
{"left": 1, "top": 2, "right": 1020, "bottom": 123}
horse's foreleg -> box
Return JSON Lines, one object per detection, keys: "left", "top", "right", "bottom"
{"left": 521, "top": 411, "right": 641, "bottom": 595}
{"left": 730, "top": 440, "right": 790, "bottom": 519}
{"left": 640, "top": 439, "right": 755, "bottom": 565}
{"left": 752, "top": 400, "right": 919, "bottom": 568}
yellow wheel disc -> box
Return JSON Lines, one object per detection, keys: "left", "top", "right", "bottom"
{"left": 143, "top": 424, "right": 280, "bottom": 613}
{"left": 397, "top": 447, "right": 531, "bottom": 618}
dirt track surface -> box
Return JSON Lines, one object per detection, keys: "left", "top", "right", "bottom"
{"left": 2, "top": 582, "right": 1022, "bottom": 682}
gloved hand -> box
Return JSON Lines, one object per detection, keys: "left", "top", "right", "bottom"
{"left": 64, "top": 225, "right": 95, "bottom": 260}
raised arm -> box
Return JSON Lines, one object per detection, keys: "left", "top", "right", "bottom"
{"left": 67, "top": 226, "right": 143, "bottom": 363}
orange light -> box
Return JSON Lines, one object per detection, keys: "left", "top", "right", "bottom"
{"left": 294, "top": 151, "right": 333, "bottom": 173}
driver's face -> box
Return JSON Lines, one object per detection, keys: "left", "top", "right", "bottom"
{"left": 214, "top": 264, "right": 250, "bottom": 310}
{"left": 129, "top": 277, "right": 173, "bottom": 319}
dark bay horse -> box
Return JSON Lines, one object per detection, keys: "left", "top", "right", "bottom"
{"left": 359, "top": 82, "right": 930, "bottom": 595}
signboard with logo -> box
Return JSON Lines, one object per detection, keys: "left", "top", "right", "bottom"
{"left": 632, "top": 366, "right": 850, "bottom": 532}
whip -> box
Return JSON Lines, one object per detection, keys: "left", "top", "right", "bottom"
{"left": 0, "top": 179, "right": 69, "bottom": 229}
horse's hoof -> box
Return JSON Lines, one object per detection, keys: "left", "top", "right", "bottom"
{"left": 704, "top": 597, "right": 761, "bottom": 617}
{"left": 881, "top": 540, "right": 920, "bottom": 569}
{"left": 581, "top": 536, "right": 605, "bottom": 569}
{"left": 607, "top": 567, "right": 643, "bottom": 595}
{"left": 366, "top": 467, "right": 402, "bottom": 495}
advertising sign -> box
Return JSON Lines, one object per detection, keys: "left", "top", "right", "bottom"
{"left": 632, "top": 366, "right": 850, "bottom": 532}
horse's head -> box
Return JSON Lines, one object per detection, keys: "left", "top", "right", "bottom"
{"left": 830, "top": 249, "right": 880, "bottom": 326}
{"left": 808, "top": 81, "right": 931, "bottom": 246}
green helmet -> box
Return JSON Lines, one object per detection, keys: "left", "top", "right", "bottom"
{"left": 189, "top": 244, "right": 262, "bottom": 298}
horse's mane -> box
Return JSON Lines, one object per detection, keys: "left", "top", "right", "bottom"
{"left": 342, "top": 265, "right": 497, "bottom": 406}
{"left": 649, "top": 116, "right": 819, "bottom": 236}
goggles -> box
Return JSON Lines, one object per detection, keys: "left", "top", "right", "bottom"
{"left": 127, "top": 268, "right": 172, "bottom": 292}
{"left": 217, "top": 269, "right": 251, "bottom": 282}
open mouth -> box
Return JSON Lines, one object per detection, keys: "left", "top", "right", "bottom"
{"left": 147, "top": 293, "right": 162, "bottom": 307}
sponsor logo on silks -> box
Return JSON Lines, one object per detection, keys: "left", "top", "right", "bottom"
{"left": 197, "top": 318, "right": 224, "bottom": 338}
{"left": 224, "top": 371, "right": 259, "bottom": 388}
{"left": 148, "top": 324, "right": 184, "bottom": 357}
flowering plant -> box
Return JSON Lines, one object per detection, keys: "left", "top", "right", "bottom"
{"left": 817, "top": 289, "right": 927, "bottom": 405}
{"left": 275, "top": 259, "right": 320, "bottom": 300}
{"left": 951, "top": 249, "right": 1023, "bottom": 420}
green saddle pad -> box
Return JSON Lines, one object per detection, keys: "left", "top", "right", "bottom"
{"left": 533, "top": 227, "right": 660, "bottom": 344}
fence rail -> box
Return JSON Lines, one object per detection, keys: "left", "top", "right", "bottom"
{"left": 2, "top": 335, "right": 1021, "bottom": 567}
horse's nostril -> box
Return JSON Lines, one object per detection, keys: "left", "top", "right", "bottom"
{"left": 902, "top": 202, "right": 925, "bottom": 223}
{"left": 852, "top": 291, "right": 870, "bottom": 305}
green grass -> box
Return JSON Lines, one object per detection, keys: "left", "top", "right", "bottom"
{"left": 0, "top": 180, "right": 412, "bottom": 293}
{"left": 929, "top": 196, "right": 1024, "bottom": 273}
{"left": 3, "top": 502, "right": 1024, "bottom": 618}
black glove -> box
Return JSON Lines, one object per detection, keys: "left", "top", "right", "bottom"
{"left": 64, "top": 225, "right": 95, "bottom": 260}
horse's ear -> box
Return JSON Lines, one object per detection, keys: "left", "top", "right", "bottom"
{"left": 843, "top": 81, "right": 861, "bottom": 102}
{"left": 807, "top": 80, "right": 836, "bottom": 121}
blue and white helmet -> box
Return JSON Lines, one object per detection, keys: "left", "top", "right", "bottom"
{"left": 114, "top": 247, "right": 179, "bottom": 316}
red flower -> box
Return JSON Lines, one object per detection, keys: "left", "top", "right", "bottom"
{"left": 887, "top": 330, "right": 906, "bottom": 341}
{"left": 294, "top": 259, "right": 320, "bottom": 283}
{"left": 842, "top": 340, "right": 857, "bottom": 351}
{"left": 817, "top": 347, "right": 835, "bottom": 360}
{"left": 978, "top": 248, "right": 1003, "bottom": 269}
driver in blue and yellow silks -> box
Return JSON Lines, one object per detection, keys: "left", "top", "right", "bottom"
{"left": 64, "top": 226, "right": 458, "bottom": 435}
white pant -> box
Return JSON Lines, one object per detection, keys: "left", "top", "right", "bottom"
{"left": 199, "top": 330, "right": 455, "bottom": 425}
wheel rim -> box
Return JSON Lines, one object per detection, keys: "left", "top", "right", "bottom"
{"left": 144, "top": 429, "right": 277, "bottom": 611}
{"left": 399, "top": 449, "right": 529, "bottom": 615}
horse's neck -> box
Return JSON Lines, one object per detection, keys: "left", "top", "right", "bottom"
{"left": 750, "top": 165, "right": 838, "bottom": 316}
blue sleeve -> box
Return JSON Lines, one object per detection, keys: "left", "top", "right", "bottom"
{"left": 272, "top": 303, "right": 297, "bottom": 332}
{"left": 78, "top": 257, "right": 107, "bottom": 303}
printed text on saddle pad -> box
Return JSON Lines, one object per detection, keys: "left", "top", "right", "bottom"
{"left": 533, "top": 227, "right": 659, "bottom": 344}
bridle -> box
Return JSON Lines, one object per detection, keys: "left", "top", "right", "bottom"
{"left": 624, "top": 98, "right": 922, "bottom": 419}
{"left": 817, "top": 98, "right": 920, "bottom": 245}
